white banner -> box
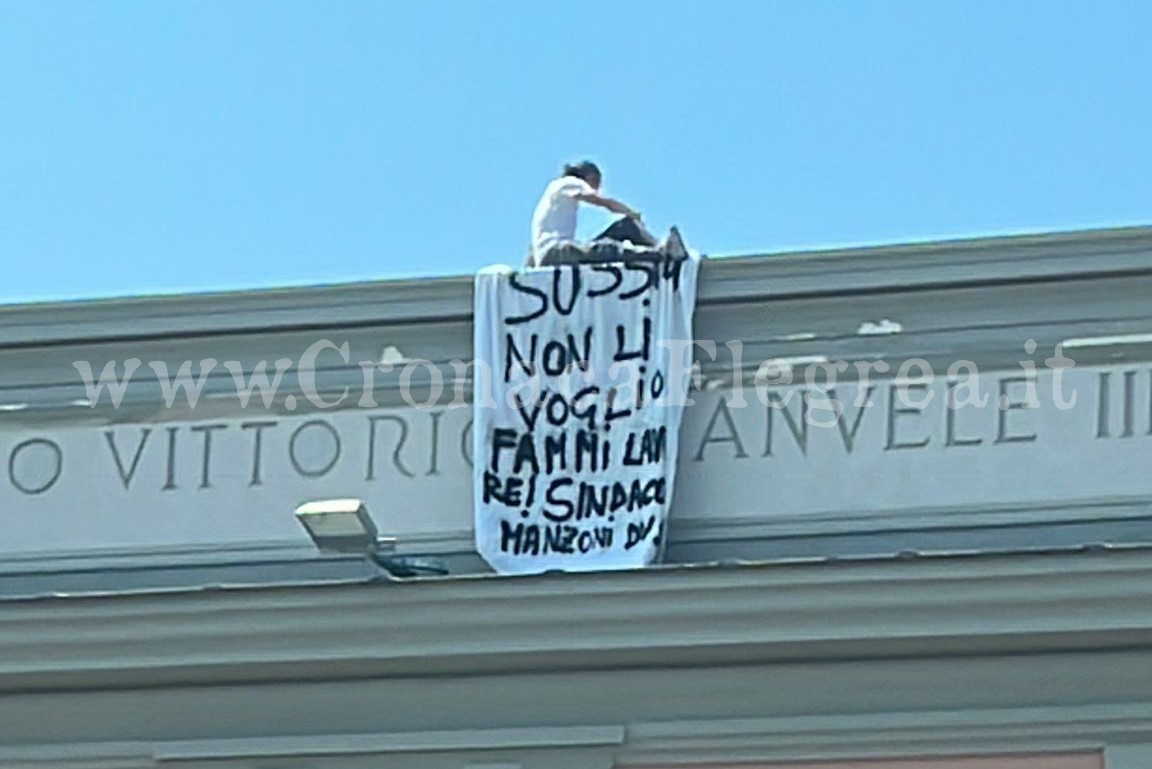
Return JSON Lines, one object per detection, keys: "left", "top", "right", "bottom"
{"left": 473, "top": 255, "right": 701, "bottom": 574}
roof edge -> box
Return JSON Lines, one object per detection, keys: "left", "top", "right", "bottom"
{"left": 2, "top": 225, "right": 1151, "bottom": 347}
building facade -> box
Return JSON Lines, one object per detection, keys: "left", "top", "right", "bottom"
{"left": 0, "top": 227, "right": 1150, "bottom": 769}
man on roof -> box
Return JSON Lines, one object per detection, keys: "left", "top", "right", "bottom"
{"left": 528, "top": 160, "right": 659, "bottom": 268}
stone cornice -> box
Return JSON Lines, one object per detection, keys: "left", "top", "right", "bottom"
{"left": 1, "top": 226, "right": 1150, "bottom": 347}
{"left": 1, "top": 547, "right": 1150, "bottom": 693}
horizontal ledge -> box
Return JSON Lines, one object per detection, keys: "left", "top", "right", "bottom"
{"left": 630, "top": 703, "right": 1152, "bottom": 743}
{"left": 620, "top": 704, "right": 1142, "bottom": 764}
{"left": 1, "top": 629, "right": 1151, "bottom": 695}
{"left": 0, "top": 706, "right": 1139, "bottom": 766}
{"left": 1, "top": 227, "right": 1150, "bottom": 347}
{"left": 0, "top": 550, "right": 1151, "bottom": 689}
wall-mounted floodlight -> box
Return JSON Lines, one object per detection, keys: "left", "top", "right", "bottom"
{"left": 294, "top": 498, "right": 394, "bottom": 554}
{"left": 294, "top": 498, "right": 447, "bottom": 578}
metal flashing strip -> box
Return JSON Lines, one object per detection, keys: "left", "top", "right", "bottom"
{"left": 2, "top": 540, "right": 1152, "bottom": 604}
{"left": 5, "top": 539, "right": 1152, "bottom": 604}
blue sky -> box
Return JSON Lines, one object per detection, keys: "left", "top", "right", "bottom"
{"left": 1, "top": 1, "right": 1149, "bottom": 303}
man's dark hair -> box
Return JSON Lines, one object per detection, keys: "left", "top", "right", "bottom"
{"left": 563, "top": 160, "right": 601, "bottom": 184}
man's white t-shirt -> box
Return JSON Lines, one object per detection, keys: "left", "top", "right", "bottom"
{"left": 530, "top": 175, "right": 595, "bottom": 266}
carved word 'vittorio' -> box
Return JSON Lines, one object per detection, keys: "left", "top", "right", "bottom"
{"left": 0, "top": 369, "right": 1147, "bottom": 497}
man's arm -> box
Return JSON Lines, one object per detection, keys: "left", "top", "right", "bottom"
{"left": 573, "top": 191, "right": 642, "bottom": 220}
